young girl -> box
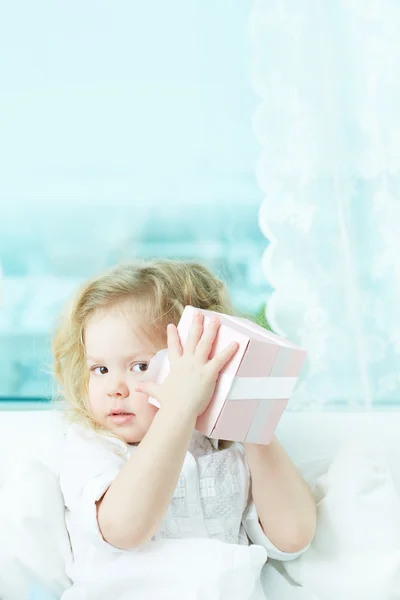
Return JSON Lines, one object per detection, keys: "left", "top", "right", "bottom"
{"left": 55, "top": 259, "right": 316, "bottom": 600}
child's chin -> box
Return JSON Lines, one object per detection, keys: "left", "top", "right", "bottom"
{"left": 107, "top": 417, "right": 151, "bottom": 445}
{"left": 125, "top": 436, "right": 143, "bottom": 445}
{"left": 118, "top": 428, "right": 144, "bottom": 445}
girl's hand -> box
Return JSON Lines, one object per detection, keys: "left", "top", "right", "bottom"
{"left": 135, "top": 310, "right": 239, "bottom": 418}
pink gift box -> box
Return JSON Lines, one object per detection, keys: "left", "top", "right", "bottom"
{"left": 148, "top": 305, "right": 307, "bottom": 445}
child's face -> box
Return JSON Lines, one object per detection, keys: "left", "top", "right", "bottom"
{"left": 84, "top": 300, "right": 162, "bottom": 444}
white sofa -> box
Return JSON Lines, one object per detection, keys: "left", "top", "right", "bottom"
{"left": 1, "top": 407, "right": 400, "bottom": 600}
{"left": 0, "top": 407, "right": 399, "bottom": 483}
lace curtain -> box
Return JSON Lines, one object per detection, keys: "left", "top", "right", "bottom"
{"left": 250, "top": 0, "right": 400, "bottom": 410}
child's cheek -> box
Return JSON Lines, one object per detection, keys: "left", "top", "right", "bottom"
{"left": 88, "top": 375, "right": 102, "bottom": 399}
{"left": 88, "top": 376, "right": 95, "bottom": 394}
{"left": 135, "top": 392, "right": 158, "bottom": 420}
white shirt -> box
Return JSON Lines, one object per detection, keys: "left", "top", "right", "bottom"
{"left": 60, "top": 424, "right": 309, "bottom": 599}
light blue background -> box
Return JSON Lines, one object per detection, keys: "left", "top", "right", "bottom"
{"left": 0, "top": 1, "right": 269, "bottom": 399}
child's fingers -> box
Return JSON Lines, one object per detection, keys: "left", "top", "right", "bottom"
{"left": 167, "top": 323, "right": 183, "bottom": 363}
{"left": 183, "top": 311, "right": 204, "bottom": 355}
{"left": 195, "top": 316, "right": 221, "bottom": 361}
{"left": 135, "top": 381, "right": 160, "bottom": 398}
{"left": 208, "top": 341, "right": 239, "bottom": 373}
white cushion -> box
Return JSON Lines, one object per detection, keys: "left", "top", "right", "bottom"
{"left": 0, "top": 409, "right": 66, "bottom": 485}
{"left": 0, "top": 459, "right": 71, "bottom": 600}
{"left": 281, "top": 442, "right": 400, "bottom": 600}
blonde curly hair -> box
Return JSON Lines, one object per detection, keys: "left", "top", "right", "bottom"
{"left": 52, "top": 258, "right": 239, "bottom": 431}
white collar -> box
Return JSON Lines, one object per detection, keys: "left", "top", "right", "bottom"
{"left": 82, "top": 424, "right": 220, "bottom": 452}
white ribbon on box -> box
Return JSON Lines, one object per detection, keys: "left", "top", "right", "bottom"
{"left": 226, "top": 376, "right": 298, "bottom": 400}
{"left": 148, "top": 375, "right": 298, "bottom": 411}
{"left": 223, "top": 375, "right": 298, "bottom": 444}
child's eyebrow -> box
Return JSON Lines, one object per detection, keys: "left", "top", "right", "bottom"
{"left": 86, "top": 353, "right": 146, "bottom": 362}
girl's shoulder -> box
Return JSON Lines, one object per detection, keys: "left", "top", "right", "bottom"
{"left": 60, "top": 424, "right": 129, "bottom": 505}
{"left": 64, "top": 422, "right": 129, "bottom": 458}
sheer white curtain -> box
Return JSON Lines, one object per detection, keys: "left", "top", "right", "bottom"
{"left": 251, "top": 0, "right": 400, "bottom": 410}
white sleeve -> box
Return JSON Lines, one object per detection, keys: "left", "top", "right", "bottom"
{"left": 60, "top": 425, "right": 128, "bottom": 552}
{"left": 242, "top": 499, "right": 310, "bottom": 561}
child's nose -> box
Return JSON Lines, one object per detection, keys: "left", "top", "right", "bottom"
{"left": 107, "top": 379, "right": 129, "bottom": 398}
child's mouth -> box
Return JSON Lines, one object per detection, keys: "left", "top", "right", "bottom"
{"left": 109, "top": 412, "right": 135, "bottom": 425}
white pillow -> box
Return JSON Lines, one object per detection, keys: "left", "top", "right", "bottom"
{"left": 0, "top": 460, "right": 72, "bottom": 600}
{"left": 281, "top": 442, "right": 400, "bottom": 600}
{"left": 0, "top": 410, "right": 66, "bottom": 485}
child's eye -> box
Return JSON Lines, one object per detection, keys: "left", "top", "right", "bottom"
{"left": 92, "top": 366, "right": 108, "bottom": 375}
{"left": 131, "top": 363, "right": 148, "bottom": 373}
